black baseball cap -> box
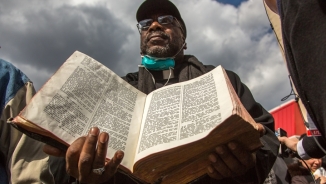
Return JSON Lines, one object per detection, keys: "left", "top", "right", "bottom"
{"left": 136, "top": 0, "right": 187, "bottom": 38}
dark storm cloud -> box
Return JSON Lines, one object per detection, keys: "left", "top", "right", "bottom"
{"left": 0, "top": 1, "right": 133, "bottom": 74}
{"left": 0, "top": 0, "right": 294, "bottom": 110}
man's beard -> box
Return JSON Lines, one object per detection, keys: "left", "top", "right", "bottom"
{"left": 141, "top": 31, "right": 182, "bottom": 58}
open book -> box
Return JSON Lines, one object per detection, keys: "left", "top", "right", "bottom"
{"left": 12, "top": 51, "right": 262, "bottom": 183}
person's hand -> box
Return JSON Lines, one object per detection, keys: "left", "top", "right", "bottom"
{"left": 257, "top": 123, "right": 266, "bottom": 137}
{"left": 43, "top": 127, "right": 124, "bottom": 184}
{"left": 207, "top": 141, "right": 256, "bottom": 180}
{"left": 315, "top": 175, "right": 326, "bottom": 184}
{"left": 278, "top": 136, "right": 298, "bottom": 152}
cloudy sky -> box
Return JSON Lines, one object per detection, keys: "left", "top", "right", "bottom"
{"left": 0, "top": 0, "right": 293, "bottom": 111}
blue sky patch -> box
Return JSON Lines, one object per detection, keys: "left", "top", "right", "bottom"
{"left": 215, "top": 0, "right": 247, "bottom": 7}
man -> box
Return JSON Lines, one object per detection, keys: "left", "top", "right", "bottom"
{"left": 43, "top": 0, "right": 279, "bottom": 183}
{"left": 286, "top": 134, "right": 326, "bottom": 183}
{"left": 265, "top": 0, "right": 326, "bottom": 160}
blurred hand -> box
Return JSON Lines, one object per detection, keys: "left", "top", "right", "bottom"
{"left": 257, "top": 123, "right": 266, "bottom": 137}
{"left": 278, "top": 136, "right": 298, "bottom": 152}
{"left": 315, "top": 175, "right": 326, "bottom": 184}
{"left": 44, "top": 127, "right": 124, "bottom": 184}
{"left": 207, "top": 141, "right": 256, "bottom": 180}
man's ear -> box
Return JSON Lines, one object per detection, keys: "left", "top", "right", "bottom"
{"left": 183, "top": 42, "right": 187, "bottom": 50}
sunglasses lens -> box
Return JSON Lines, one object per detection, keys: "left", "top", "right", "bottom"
{"left": 137, "top": 15, "right": 175, "bottom": 33}
{"left": 158, "top": 15, "right": 173, "bottom": 25}
{"left": 139, "top": 19, "right": 153, "bottom": 30}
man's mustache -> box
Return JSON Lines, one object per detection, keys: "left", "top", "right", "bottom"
{"left": 145, "top": 31, "right": 170, "bottom": 42}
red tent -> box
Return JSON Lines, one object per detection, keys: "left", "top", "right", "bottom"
{"left": 269, "top": 100, "right": 306, "bottom": 136}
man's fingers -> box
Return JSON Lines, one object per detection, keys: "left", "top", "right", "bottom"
{"left": 213, "top": 144, "right": 247, "bottom": 176}
{"left": 208, "top": 151, "right": 233, "bottom": 178}
{"left": 105, "top": 150, "right": 124, "bottom": 176}
{"left": 207, "top": 142, "right": 256, "bottom": 180}
{"left": 66, "top": 136, "right": 86, "bottom": 178}
{"left": 79, "top": 127, "right": 100, "bottom": 180}
{"left": 227, "top": 142, "right": 255, "bottom": 168}
{"left": 65, "top": 128, "right": 119, "bottom": 183}
{"left": 278, "top": 136, "right": 287, "bottom": 144}
{"left": 93, "top": 132, "right": 109, "bottom": 169}
{"left": 43, "top": 144, "right": 65, "bottom": 157}
{"left": 278, "top": 137, "right": 298, "bottom": 151}
{"left": 207, "top": 165, "right": 223, "bottom": 180}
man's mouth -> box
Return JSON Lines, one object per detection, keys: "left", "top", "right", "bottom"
{"left": 146, "top": 32, "right": 169, "bottom": 42}
{"left": 149, "top": 36, "right": 165, "bottom": 41}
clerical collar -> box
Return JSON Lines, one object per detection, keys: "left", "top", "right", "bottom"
{"left": 150, "top": 69, "right": 175, "bottom": 80}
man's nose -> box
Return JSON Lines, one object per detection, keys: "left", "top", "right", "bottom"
{"left": 313, "top": 159, "right": 321, "bottom": 165}
{"left": 148, "top": 21, "right": 164, "bottom": 32}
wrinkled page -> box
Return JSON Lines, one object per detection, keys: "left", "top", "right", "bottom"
{"left": 20, "top": 51, "right": 146, "bottom": 170}
{"left": 135, "top": 66, "right": 233, "bottom": 161}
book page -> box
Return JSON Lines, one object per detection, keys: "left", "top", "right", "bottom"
{"left": 18, "top": 51, "right": 146, "bottom": 170}
{"left": 134, "top": 66, "right": 233, "bottom": 161}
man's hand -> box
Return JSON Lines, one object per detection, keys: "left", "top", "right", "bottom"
{"left": 207, "top": 141, "right": 256, "bottom": 180}
{"left": 257, "top": 123, "right": 266, "bottom": 137}
{"left": 43, "top": 127, "right": 124, "bottom": 184}
{"left": 315, "top": 175, "right": 326, "bottom": 184}
{"left": 278, "top": 136, "right": 298, "bottom": 152}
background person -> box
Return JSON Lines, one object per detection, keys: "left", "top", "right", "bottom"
{"left": 0, "top": 59, "right": 68, "bottom": 183}
{"left": 286, "top": 134, "right": 326, "bottom": 184}
{"left": 264, "top": 0, "right": 326, "bottom": 159}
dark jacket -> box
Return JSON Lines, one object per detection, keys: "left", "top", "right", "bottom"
{"left": 278, "top": 0, "right": 326, "bottom": 158}
{"left": 287, "top": 161, "right": 315, "bottom": 184}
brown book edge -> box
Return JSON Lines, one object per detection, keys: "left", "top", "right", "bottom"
{"left": 223, "top": 69, "right": 258, "bottom": 130}
{"left": 11, "top": 116, "right": 70, "bottom": 151}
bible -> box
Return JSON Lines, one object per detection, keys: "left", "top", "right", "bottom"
{"left": 12, "top": 51, "right": 262, "bottom": 183}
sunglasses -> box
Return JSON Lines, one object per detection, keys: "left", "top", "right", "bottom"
{"left": 136, "top": 15, "right": 183, "bottom": 34}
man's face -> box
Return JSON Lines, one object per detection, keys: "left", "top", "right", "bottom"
{"left": 140, "top": 13, "right": 184, "bottom": 58}
{"left": 301, "top": 158, "right": 322, "bottom": 172}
